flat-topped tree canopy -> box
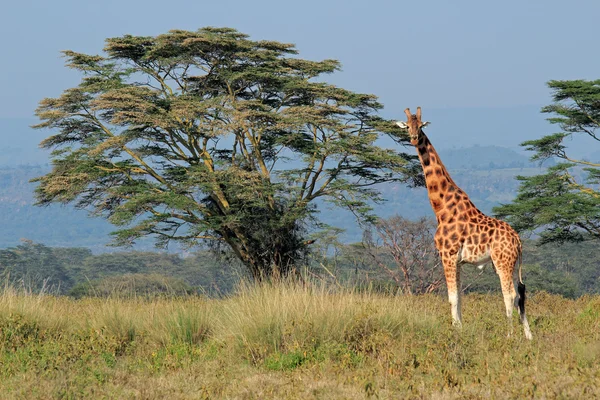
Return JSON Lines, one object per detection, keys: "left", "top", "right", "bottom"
{"left": 33, "top": 27, "right": 422, "bottom": 280}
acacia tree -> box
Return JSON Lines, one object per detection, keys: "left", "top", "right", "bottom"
{"left": 33, "top": 28, "right": 421, "bottom": 280}
{"left": 494, "top": 80, "right": 600, "bottom": 244}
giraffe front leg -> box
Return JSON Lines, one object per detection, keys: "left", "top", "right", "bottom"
{"left": 441, "top": 253, "right": 462, "bottom": 328}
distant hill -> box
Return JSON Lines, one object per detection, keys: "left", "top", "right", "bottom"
{"left": 0, "top": 127, "right": 549, "bottom": 249}
{"left": 322, "top": 165, "right": 546, "bottom": 242}
{"left": 437, "top": 145, "right": 539, "bottom": 170}
{"left": 0, "top": 165, "right": 115, "bottom": 251}
{"left": 0, "top": 118, "right": 49, "bottom": 165}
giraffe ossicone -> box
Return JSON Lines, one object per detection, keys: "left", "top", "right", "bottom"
{"left": 401, "top": 106, "right": 532, "bottom": 340}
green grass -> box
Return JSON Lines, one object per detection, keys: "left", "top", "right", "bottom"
{"left": 1, "top": 283, "right": 599, "bottom": 399}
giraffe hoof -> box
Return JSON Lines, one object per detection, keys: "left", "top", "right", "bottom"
{"left": 452, "top": 320, "right": 463, "bottom": 329}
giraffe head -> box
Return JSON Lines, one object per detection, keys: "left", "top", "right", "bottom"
{"left": 396, "top": 107, "right": 430, "bottom": 145}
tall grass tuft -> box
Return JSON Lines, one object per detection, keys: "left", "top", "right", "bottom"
{"left": 216, "top": 280, "right": 440, "bottom": 363}
{"left": 1, "top": 278, "right": 600, "bottom": 399}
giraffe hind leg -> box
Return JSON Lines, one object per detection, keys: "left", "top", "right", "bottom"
{"left": 518, "top": 282, "right": 533, "bottom": 340}
{"left": 493, "top": 259, "right": 517, "bottom": 338}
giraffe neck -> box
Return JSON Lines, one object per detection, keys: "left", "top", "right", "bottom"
{"left": 415, "top": 132, "right": 471, "bottom": 218}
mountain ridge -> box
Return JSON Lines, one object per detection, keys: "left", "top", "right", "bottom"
{"left": 0, "top": 144, "right": 546, "bottom": 249}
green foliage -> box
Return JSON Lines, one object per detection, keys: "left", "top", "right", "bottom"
{"left": 524, "top": 240, "right": 600, "bottom": 295}
{"left": 264, "top": 350, "right": 308, "bottom": 371}
{"left": 98, "top": 238, "right": 600, "bottom": 299}
{"left": 324, "top": 237, "right": 598, "bottom": 298}
{"left": 0, "top": 240, "right": 74, "bottom": 293}
{"left": 523, "top": 264, "right": 579, "bottom": 298}
{"left": 0, "top": 241, "right": 240, "bottom": 296}
{"left": 68, "top": 273, "right": 194, "bottom": 299}
{"left": 494, "top": 163, "right": 599, "bottom": 243}
{"left": 2, "top": 236, "right": 599, "bottom": 300}
{"left": 33, "top": 27, "right": 420, "bottom": 279}
{"left": 494, "top": 80, "right": 600, "bottom": 243}
{"left": 74, "top": 250, "right": 243, "bottom": 291}
{"left": 462, "top": 263, "right": 579, "bottom": 298}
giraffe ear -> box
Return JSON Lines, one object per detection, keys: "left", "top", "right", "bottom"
{"left": 421, "top": 121, "right": 430, "bottom": 128}
{"left": 396, "top": 121, "right": 408, "bottom": 129}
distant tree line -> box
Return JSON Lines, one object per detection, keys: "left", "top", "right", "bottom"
{"left": 311, "top": 215, "right": 596, "bottom": 299}
{"left": 0, "top": 240, "right": 243, "bottom": 297}
{"left": 4, "top": 213, "right": 594, "bottom": 299}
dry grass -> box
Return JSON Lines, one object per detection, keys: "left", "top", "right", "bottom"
{"left": 1, "top": 282, "right": 599, "bottom": 399}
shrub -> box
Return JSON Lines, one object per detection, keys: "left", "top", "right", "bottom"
{"left": 68, "top": 273, "right": 194, "bottom": 299}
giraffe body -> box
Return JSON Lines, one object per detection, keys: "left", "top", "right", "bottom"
{"left": 397, "top": 107, "right": 532, "bottom": 340}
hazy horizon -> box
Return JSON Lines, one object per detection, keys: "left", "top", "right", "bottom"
{"left": 3, "top": 103, "right": 595, "bottom": 164}
{"left": 4, "top": 0, "right": 600, "bottom": 159}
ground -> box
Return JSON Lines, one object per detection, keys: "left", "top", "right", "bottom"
{"left": 1, "top": 284, "right": 599, "bottom": 399}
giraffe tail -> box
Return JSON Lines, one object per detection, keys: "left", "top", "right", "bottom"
{"left": 517, "top": 245, "right": 526, "bottom": 318}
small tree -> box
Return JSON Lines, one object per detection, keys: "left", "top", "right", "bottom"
{"left": 494, "top": 80, "right": 600, "bottom": 244}
{"left": 362, "top": 216, "right": 443, "bottom": 294}
{"left": 33, "top": 28, "right": 421, "bottom": 280}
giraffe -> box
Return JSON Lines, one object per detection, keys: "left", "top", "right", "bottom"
{"left": 396, "top": 107, "right": 532, "bottom": 340}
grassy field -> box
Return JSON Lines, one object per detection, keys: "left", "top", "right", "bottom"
{"left": 1, "top": 283, "right": 599, "bottom": 399}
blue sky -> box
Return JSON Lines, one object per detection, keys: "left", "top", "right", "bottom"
{"left": 2, "top": 0, "right": 599, "bottom": 151}
{"left": 0, "top": 0, "right": 598, "bottom": 247}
